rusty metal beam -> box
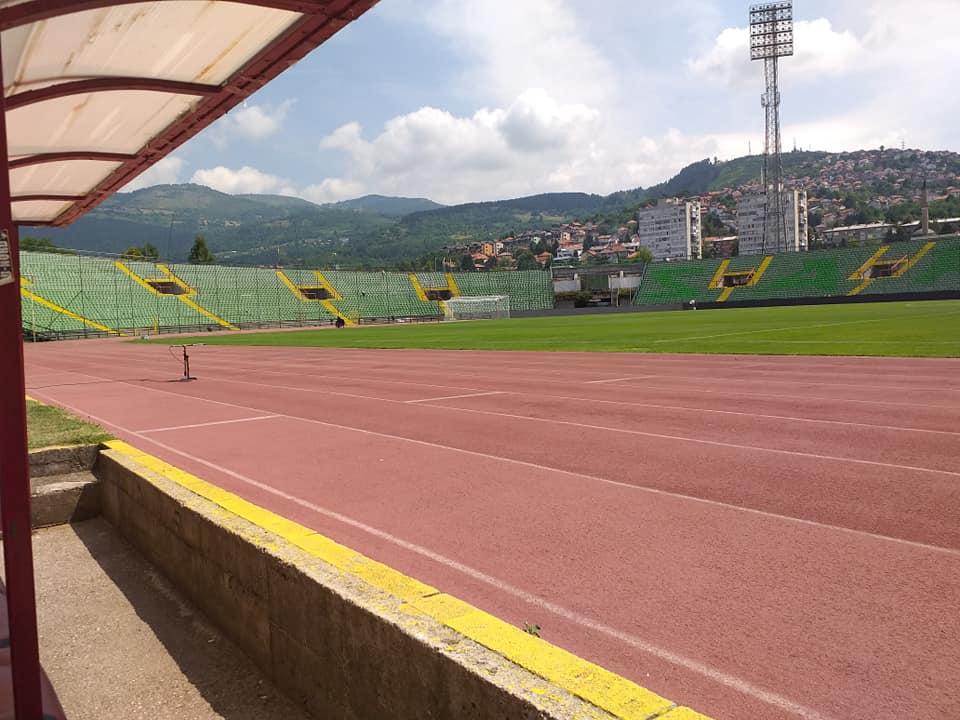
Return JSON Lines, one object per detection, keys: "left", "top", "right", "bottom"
{"left": 5, "top": 78, "right": 218, "bottom": 111}
{"left": 0, "top": 0, "right": 339, "bottom": 31}
{"left": 8, "top": 152, "right": 137, "bottom": 169}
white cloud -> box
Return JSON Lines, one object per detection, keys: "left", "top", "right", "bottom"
{"left": 123, "top": 156, "right": 184, "bottom": 191}
{"left": 208, "top": 100, "right": 294, "bottom": 147}
{"left": 302, "top": 178, "right": 367, "bottom": 204}
{"left": 310, "top": 89, "right": 736, "bottom": 204}
{"left": 423, "top": 0, "right": 616, "bottom": 107}
{"left": 190, "top": 166, "right": 297, "bottom": 196}
{"left": 688, "top": 19, "right": 864, "bottom": 86}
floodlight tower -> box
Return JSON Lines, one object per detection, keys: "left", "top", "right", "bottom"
{"left": 749, "top": 2, "right": 793, "bottom": 252}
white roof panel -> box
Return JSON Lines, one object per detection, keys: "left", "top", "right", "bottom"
{"left": 10, "top": 198, "right": 71, "bottom": 223}
{"left": 7, "top": 91, "right": 204, "bottom": 156}
{"left": 0, "top": 0, "right": 379, "bottom": 225}
{"left": 10, "top": 160, "right": 122, "bottom": 195}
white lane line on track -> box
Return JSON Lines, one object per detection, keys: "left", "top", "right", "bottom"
{"left": 243, "top": 360, "right": 960, "bottom": 407}
{"left": 408, "top": 402, "right": 960, "bottom": 479}
{"left": 139, "top": 414, "right": 280, "bottom": 434}
{"left": 165, "top": 354, "right": 960, "bottom": 428}
{"left": 114, "top": 369, "right": 960, "bottom": 479}
{"left": 50, "top": 348, "right": 960, "bottom": 407}
{"left": 584, "top": 376, "right": 649, "bottom": 384}
{"left": 31, "top": 390, "right": 836, "bottom": 720}
{"left": 502, "top": 392, "right": 960, "bottom": 437}
{"left": 28, "top": 365, "right": 960, "bottom": 558}
{"left": 33, "top": 350, "right": 960, "bottom": 437}
{"left": 406, "top": 391, "right": 505, "bottom": 404}
{"left": 29, "top": 360, "right": 960, "bottom": 473}
{"left": 657, "top": 374, "right": 960, "bottom": 395}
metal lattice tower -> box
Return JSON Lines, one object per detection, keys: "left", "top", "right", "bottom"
{"left": 750, "top": 2, "right": 793, "bottom": 252}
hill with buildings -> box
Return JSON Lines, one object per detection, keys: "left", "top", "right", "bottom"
{"left": 28, "top": 148, "right": 960, "bottom": 268}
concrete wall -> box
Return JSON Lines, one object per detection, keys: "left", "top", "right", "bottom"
{"left": 95, "top": 443, "right": 706, "bottom": 720}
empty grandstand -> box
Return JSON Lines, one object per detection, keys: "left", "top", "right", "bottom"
{"left": 633, "top": 237, "right": 960, "bottom": 308}
{"left": 18, "top": 238, "right": 958, "bottom": 339}
{"left": 18, "top": 252, "right": 556, "bottom": 339}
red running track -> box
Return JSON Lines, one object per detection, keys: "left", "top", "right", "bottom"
{"left": 24, "top": 340, "right": 960, "bottom": 720}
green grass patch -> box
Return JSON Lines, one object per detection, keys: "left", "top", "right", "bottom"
{"left": 27, "top": 400, "right": 112, "bottom": 450}
{"left": 147, "top": 300, "right": 960, "bottom": 358}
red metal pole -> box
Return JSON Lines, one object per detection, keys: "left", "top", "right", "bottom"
{"left": 0, "top": 36, "right": 45, "bottom": 720}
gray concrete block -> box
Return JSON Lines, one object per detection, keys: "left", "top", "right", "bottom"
{"left": 30, "top": 472, "right": 100, "bottom": 528}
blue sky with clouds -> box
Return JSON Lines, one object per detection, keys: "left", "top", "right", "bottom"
{"left": 128, "top": 0, "right": 960, "bottom": 205}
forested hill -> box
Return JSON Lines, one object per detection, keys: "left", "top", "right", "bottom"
{"left": 31, "top": 148, "right": 960, "bottom": 267}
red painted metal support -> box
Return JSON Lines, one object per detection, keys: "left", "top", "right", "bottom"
{"left": 11, "top": 195, "right": 85, "bottom": 203}
{"left": 0, "top": 39, "right": 44, "bottom": 720}
{"left": 4, "top": 77, "right": 218, "bottom": 111}
{"left": 8, "top": 152, "right": 137, "bottom": 169}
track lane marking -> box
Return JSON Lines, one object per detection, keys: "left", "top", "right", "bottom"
{"left": 27, "top": 370, "right": 960, "bottom": 557}
{"left": 139, "top": 414, "right": 280, "bottom": 434}
{"left": 32, "top": 347, "right": 960, "bottom": 432}
{"left": 584, "top": 376, "right": 655, "bottom": 385}
{"left": 39, "top": 393, "right": 835, "bottom": 720}
{"left": 503, "top": 393, "right": 960, "bottom": 437}
{"left": 406, "top": 391, "right": 506, "bottom": 404}
{"left": 30, "top": 361, "right": 960, "bottom": 475}
{"left": 117, "top": 368, "right": 960, "bottom": 479}
{"left": 149, "top": 354, "right": 960, "bottom": 435}
{"left": 54, "top": 347, "right": 960, "bottom": 406}
{"left": 408, "top": 403, "right": 960, "bottom": 478}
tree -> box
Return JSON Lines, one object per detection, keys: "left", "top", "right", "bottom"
{"left": 143, "top": 243, "right": 160, "bottom": 260}
{"left": 121, "top": 246, "right": 144, "bottom": 259}
{"left": 188, "top": 234, "right": 215, "bottom": 264}
{"left": 515, "top": 249, "right": 539, "bottom": 271}
{"left": 20, "top": 236, "right": 65, "bottom": 253}
{"left": 626, "top": 247, "right": 654, "bottom": 264}
{"left": 459, "top": 254, "right": 474, "bottom": 272}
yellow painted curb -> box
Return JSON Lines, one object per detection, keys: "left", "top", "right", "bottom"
{"left": 103, "top": 439, "right": 712, "bottom": 720}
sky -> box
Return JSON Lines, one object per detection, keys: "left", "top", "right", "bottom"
{"left": 127, "top": 0, "right": 960, "bottom": 205}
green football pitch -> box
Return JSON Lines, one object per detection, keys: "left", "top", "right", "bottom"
{"left": 150, "top": 299, "right": 960, "bottom": 357}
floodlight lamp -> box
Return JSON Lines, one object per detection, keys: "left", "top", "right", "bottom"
{"left": 749, "top": 1, "right": 794, "bottom": 61}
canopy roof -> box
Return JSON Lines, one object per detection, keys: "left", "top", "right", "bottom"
{"left": 0, "top": 0, "right": 378, "bottom": 226}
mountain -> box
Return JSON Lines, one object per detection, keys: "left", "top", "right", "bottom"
{"left": 330, "top": 195, "right": 445, "bottom": 216}
{"left": 26, "top": 149, "right": 960, "bottom": 267}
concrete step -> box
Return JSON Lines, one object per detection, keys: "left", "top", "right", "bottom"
{"left": 31, "top": 470, "right": 99, "bottom": 529}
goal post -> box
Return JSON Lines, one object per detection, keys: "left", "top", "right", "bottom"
{"left": 444, "top": 295, "right": 510, "bottom": 320}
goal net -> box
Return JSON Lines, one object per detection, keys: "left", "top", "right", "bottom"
{"left": 445, "top": 295, "right": 510, "bottom": 320}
